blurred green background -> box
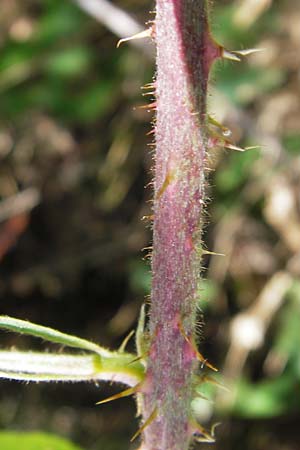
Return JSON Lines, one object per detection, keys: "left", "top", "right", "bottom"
{"left": 0, "top": 0, "right": 299, "bottom": 449}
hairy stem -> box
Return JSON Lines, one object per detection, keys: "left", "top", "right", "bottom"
{"left": 0, "top": 351, "right": 142, "bottom": 385}
{"left": 141, "top": 1, "right": 220, "bottom": 449}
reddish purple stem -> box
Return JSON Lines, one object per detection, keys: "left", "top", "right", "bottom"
{"left": 140, "top": 1, "right": 220, "bottom": 449}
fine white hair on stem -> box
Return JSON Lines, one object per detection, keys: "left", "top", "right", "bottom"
{"left": 0, "top": 351, "right": 140, "bottom": 386}
{"left": 0, "top": 353, "right": 99, "bottom": 382}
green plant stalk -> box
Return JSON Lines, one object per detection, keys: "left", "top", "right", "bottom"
{"left": 0, "top": 316, "right": 110, "bottom": 356}
{"left": 140, "top": 1, "right": 221, "bottom": 449}
{"left": 0, "top": 316, "right": 144, "bottom": 386}
{"left": 0, "top": 351, "right": 143, "bottom": 385}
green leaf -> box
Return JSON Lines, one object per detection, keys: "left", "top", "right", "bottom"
{"left": 272, "top": 284, "right": 300, "bottom": 364}
{"left": 212, "top": 4, "right": 279, "bottom": 48}
{"left": 215, "top": 148, "right": 260, "bottom": 195}
{"left": 282, "top": 133, "right": 300, "bottom": 155}
{"left": 45, "top": 47, "right": 93, "bottom": 79}
{"left": 35, "top": 1, "right": 86, "bottom": 44}
{"left": 213, "top": 64, "right": 284, "bottom": 105}
{"left": 232, "top": 373, "right": 300, "bottom": 418}
{"left": 197, "top": 279, "right": 219, "bottom": 310}
{"left": 75, "top": 81, "right": 117, "bottom": 122}
{"left": 129, "top": 260, "right": 151, "bottom": 295}
{"left": 0, "top": 431, "right": 84, "bottom": 450}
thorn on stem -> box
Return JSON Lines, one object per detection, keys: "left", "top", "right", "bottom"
{"left": 202, "top": 249, "right": 225, "bottom": 257}
{"left": 118, "top": 330, "right": 135, "bottom": 353}
{"left": 138, "top": 101, "right": 157, "bottom": 110}
{"left": 141, "top": 82, "right": 156, "bottom": 90}
{"left": 156, "top": 171, "right": 175, "bottom": 199}
{"left": 225, "top": 143, "right": 260, "bottom": 152}
{"left": 192, "top": 420, "right": 220, "bottom": 443}
{"left": 222, "top": 47, "right": 264, "bottom": 61}
{"left": 178, "top": 319, "right": 218, "bottom": 372}
{"left": 96, "top": 383, "right": 141, "bottom": 405}
{"left": 208, "top": 115, "right": 231, "bottom": 137}
{"left": 141, "top": 214, "right": 154, "bottom": 222}
{"left": 116, "top": 27, "right": 153, "bottom": 48}
{"left": 146, "top": 129, "right": 155, "bottom": 136}
{"left": 197, "top": 374, "right": 229, "bottom": 392}
{"left": 130, "top": 407, "right": 158, "bottom": 442}
{"left": 128, "top": 352, "right": 149, "bottom": 365}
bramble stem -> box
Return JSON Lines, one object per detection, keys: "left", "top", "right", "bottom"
{"left": 141, "top": 2, "right": 220, "bottom": 449}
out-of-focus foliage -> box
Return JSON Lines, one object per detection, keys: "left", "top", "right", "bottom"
{"left": 0, "top": 0, "right": 299, "bottom": 450}
{"left": 0, "top": 432, "right": 84, "bottom": 450}
{"left": 208, "top": 0, "right": 300, "bottom": 420}
{"left": 204, "top": 1, "right": 300, "bottom": 447}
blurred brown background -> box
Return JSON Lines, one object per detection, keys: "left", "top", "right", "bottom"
{"left": 0, "top": 0, "right": 299, "bottom": 449}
